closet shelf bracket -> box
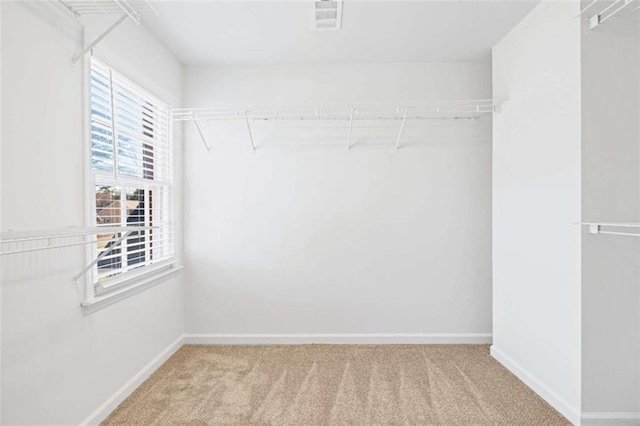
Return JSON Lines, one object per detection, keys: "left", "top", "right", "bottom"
{"left": 346, "top": 108, "right": 354, "bottom": 150}
{"left": 394, "top": 108, "right": 408, "bottom": 151}
{"left": 71, "top": 225, "right": 157, "bottom": 282}
{"left": 72, "top": 14, "right": 129, "bottom": 65}
{"left": 72, "top": 230, "right": 132, "bottom": 282}
{"left": 192, "top": 119, "right": 211, "bottom": 151}
{"left": 59, "top": 0, "right": 158, "bottom": 65}
{"left": 244, "top": 110, "right": 256, "bottom": 152}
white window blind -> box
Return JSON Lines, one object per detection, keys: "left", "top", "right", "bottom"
{"left": 90, "top": 57, "right": 174, "bottom": 290}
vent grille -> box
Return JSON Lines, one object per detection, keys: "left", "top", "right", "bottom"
{"left": 312, "top": 0, "right": 342, "bottom": 31}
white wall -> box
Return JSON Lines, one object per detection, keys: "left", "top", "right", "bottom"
{"left": 0, "top": 2, "right": 3, "bottom": 421}
{"left": 580, "top": 12, "right": 640, "bottom": 417}
{"left": 492, "top": 1, "right": 582, "bottom": 423}
{"left": 182, "top": 63, "right": 493, "bottom": 341}
{"left": 1, "top": 3, "right": 183, "bottom": 424}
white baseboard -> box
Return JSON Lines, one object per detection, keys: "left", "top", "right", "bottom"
{"left": 490, "top": 345, "right": 580, "bottom": 426}
{"left": 184, "top": 333, "right": 492, "bottom": 345}
{"left": 581, "top": 412, "right": 640, "bottom": 426}
{"left": 80, "top": 335, "right": 184, "bottom": 426}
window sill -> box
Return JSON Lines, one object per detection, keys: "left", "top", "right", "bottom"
{"left": 95, "top": 260, "right": 177, "bottom": 296}
{"left": 81, "top": 264, "right": 183, "bottom": 315}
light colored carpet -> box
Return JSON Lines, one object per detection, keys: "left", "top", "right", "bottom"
{"left": 103, "top": 345, "right": 570, "bottom": 425}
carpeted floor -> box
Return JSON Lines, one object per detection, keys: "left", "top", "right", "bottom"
{"left": 103, "top": 345, "right": 570, "bottom": 425}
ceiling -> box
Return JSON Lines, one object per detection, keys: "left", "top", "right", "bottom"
{"left": 142, "top": 0, "right": 540, "bottom": 65}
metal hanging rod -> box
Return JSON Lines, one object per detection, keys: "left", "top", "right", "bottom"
{"left": 578, "top": 0, "right": 639, "bottom": 29}
{"left": 174, "top": 100, "right": 497, "bottom": 152}
{"left": 59, "top": 0, "right": 158, "bottom": 64}
{"left": 581, "top": 222, "right": 640, "bottom": 237}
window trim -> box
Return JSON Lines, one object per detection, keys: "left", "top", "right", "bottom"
{"left": 81, "top": 265, "right": 183, "bottom": 315}
{"left": 83, "top": 54, "right": 177, "bottom": 311}
{"left": 94, "top": 258, "right": 176, "bottom": 296}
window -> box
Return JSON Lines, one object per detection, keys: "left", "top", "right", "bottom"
{"left": 89, "top": 57, "right": 174, "bottom": 295}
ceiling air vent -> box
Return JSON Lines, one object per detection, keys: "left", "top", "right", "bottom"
{"left": 312, "top": 0, "right": 343, "bottom": 31}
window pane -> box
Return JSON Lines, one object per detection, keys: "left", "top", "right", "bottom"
{"left": 90, "top": 73, "right": 112, "bottom": 122}
{"left": 95, "top": 186, "right": 151, "bottom": 283}
{"left": 96, "top": 185, "right": 121, "bottom": 226}
{"left": 124, "top": 188, "right": 147, "bottom": 268}
{"left": 117, "top": 133, "right": 144, "bottom": 178}
{"left": 91, "top": 123, "right": 114, "bottom": 173}
{"left": 96, "top": 186, "right": 122, "bottom": 279}
{"left": 90, "top": 65, "right": 115, "bottom": 174}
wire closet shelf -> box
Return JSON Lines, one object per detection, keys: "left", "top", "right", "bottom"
{"left": 1, "top": 226, "right": 160, "bottom": 283}
{"left": 578, "top": 0, "right": 639, "bottom": 29}
{"left": 59, "top": 0, "right": 158, "bottom": 64}
{"left": 0, "top": 226, "right": 156, "bottom": 256}
{"left": 171, "top": 99, "right": 498, "bottom": 122}
{"left": 59, "top": 0, "right": 157, "bottom": 23}
{"left": 174, "top": 100, "right": 498, "bottom": 152}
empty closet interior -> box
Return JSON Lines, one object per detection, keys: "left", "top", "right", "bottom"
{"left": 0, "top": 0, "right": 639, "bottom": 425}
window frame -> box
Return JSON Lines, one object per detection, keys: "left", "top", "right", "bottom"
{"left": 83, "top": 55, "right": 178, "bottom": 309}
